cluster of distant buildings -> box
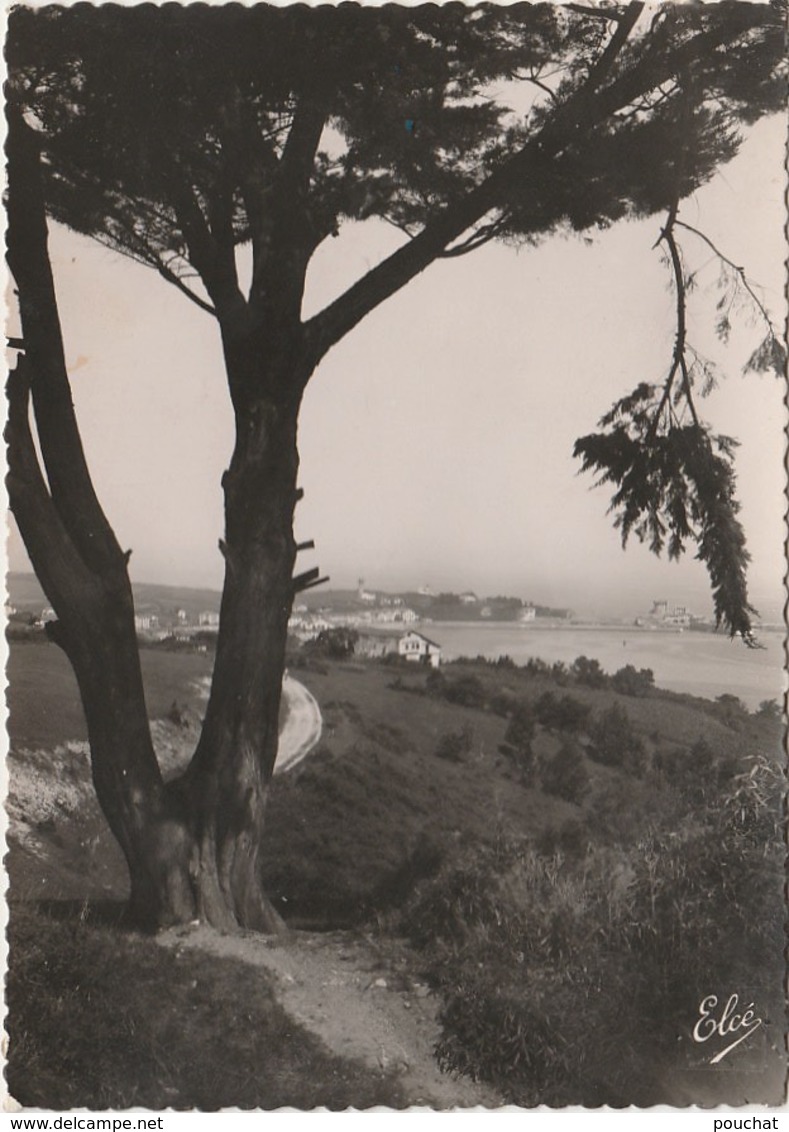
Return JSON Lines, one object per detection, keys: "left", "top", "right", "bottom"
{"left": 133, "top": 608, "right": 219, "bottom": 636}
{"left": 635, "top": 600, "right": 705, "bottom": 630}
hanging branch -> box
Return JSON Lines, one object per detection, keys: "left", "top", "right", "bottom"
{"left": 648, "top": 201, "right": 699, "bottom": 439}
{"left": 574, "top": 86, "right": 762, "bottom": 645}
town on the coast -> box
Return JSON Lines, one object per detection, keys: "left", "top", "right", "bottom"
{"left": 7, "top": 573, "right": 721, "bottom": 673}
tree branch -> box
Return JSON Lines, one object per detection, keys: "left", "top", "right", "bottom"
{"left": 278, "top": 94, "right": 328, "bottom": 197}
{"left": 304, "top": 2, "right": 760, "bottom": 370}
{"left": 168, "top": 175, "right": 246, "bottom": 321}
{"left": 6, "top": 101, "right": 126, "bottom": 575}
{"left": 303, "top": 4, "right": 643, "bottom": 363}
{"left": 5, "top": 358, "right": 100, "bottom": 634}
{"left": 439, "top": 215, "right": 511, "bottom": 259}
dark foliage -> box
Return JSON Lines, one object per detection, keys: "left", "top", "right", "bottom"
{"left": 535, "top": 691, "right": 592, "bottom": 733}
{"left": 571, "top": 655, "right": 609, "bottom": 689}
{"left": 306, "top": 627, "right": 359, "bottom": 660}
{"left": 589, "top": 703, "right": 645, "bottom": 771}
{"left": 540, "top": 740, "right": 590, "bottom": 804}
{"left": 612, "top": 663, "right": 655, "bottom": 696}
{"left": 574, "top": 395, "right": 758, "bottom": 642}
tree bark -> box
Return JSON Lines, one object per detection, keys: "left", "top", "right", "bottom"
{"left": 172, "top": 323, "right": 309, "bottom": 931}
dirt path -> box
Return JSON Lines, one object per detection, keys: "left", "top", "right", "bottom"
{"left": 157, "top": 923, "right": 501, "bottom": 1110}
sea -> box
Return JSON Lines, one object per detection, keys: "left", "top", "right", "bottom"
{"left": 420, "top": 623, "right": 785, "bottom": 711}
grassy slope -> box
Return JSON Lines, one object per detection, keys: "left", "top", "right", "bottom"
{"left": 6, "top": 642, "right": 782, "bottom": 1108}
{"left": 7, "top": 640, "right": 213, "bottom": 748}
{"left": 259, "top": 658, "right": 761, "bottom": 927}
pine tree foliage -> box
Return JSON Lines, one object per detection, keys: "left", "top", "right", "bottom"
{"left": 574, "top": 419, "right": 757, "bottom": 641}
{"left": 7, "top": 3, "right": 785, "bottom": 307}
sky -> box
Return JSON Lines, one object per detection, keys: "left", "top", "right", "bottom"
{"left": 6, "top": 112, "right": 787, "bottom": 622}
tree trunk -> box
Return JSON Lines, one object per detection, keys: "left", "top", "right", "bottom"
{"left": 170, "top": 324, "right": 309, "bottom": 932}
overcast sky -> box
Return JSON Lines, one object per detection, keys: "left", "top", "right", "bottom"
{"left": 7, "top": 115, "right": 786, "bottom": 621}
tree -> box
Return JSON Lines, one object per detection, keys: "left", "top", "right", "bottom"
{"left": 611, "top": 664, "right": 655, "bottom": 697}
{"left": 541, "top": 740, "right": 590, "bottom": 805}
{"left": 6, "top": 3, "right": 785, "bottom": 930}
{"left": 589, "top": 704, "right": 646, "bottom": 772}
{"left": 571, "top": 655, "right": 609, "bottom": 689}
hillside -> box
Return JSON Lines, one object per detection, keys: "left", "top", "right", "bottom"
{"left": 7, "top": 571, "right": 222, "bottom": 622}
{"left": 5, "top": 641, "right": 785, "bottom": 1108}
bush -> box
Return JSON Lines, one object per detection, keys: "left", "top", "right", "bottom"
{"left": 434, "top": 726, "right": 474, "bottom": 763}
{"left": 306, "top": 627, "right": 358, "bottom": 659}
{"left": 502, "top": 701, "right": 535, "bottom": 748}
{"left": 535, "top": 692, "right": 591, "bottom": 733}
{"left": 653, "top": 737, "right": 717, "bottom": 803}
{"left": 541, "top": 741, "right": 590, "bottom": 804}
{"left": 435, "top": 977, "right": 574, "bottom": 1097}
{"left": 589, "top": 704, "right": 645, "bottom": 772}
{"left": 499, "top": 701, "right": 537, "bottom": 783}
{"left": 400, "top": 758, "right": 784, "bottom": 1107}
{"left": 611, "top": 664, "right": 655, "bottom": 697}
{"left": 712, "top": 693, "right": 749, "bottom": 729}
{"left": 755, "top": 698, "right": 781, "bottom": 721}
{"left": 571, "top": 655, "right": 609, "bottom": 689}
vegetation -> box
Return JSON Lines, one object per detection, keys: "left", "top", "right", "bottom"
{"left": 7, "top": 644, "right": 783, "bottom": 1105}
{"left": 398, "top": 753, "right": 783, "bottom": 1106}
{"left": 612, "top": 664, "right": 656, "bottom": 696}
{"left": 589, "top": 703, "right": 646, "bottom": 772}
{"left": 540, "top": 740, "right": 590, "bottom": 804}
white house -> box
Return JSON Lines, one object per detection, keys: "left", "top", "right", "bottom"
{"left": 199, "top": 611, "right": 220, "bottom": 628}
{"left": 519, "top": 605, "right": 536, "bottom": 623}
{"left": 398, "top": 630, "right": 442, "bottom": 668}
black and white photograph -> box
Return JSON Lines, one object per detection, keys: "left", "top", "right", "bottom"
{"left": 4, "top": 0, "right": 787, "bottom": 1111}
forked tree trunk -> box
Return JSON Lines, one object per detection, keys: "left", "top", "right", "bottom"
{"left": 7, "top": 102, "right": 306, "bottom": 932}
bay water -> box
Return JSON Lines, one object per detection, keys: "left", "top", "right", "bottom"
{"left": 421, "top": 622, "right": 785, "bottom": 710}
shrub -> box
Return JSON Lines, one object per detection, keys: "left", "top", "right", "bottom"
{"left": 435, "top": 976, "right": 575, "bottom": 1097}
{"left": 500, "top": 701, "right": 538, "bottom": 783}
{"left": 712, "top": 693, "right": 749, "bottom": 729}
{"left": 755, "top": 698, "right": 781, "bottom": 721}
{"left": 306, "top": 627, "right": 358, "bottom": 658}
{"left": 541, "top": 741, "right": 590, "bottom": 804}
{"left": 434, "top": 726, "right": 474, "bottom": 763}
{"left": 611, "top": 664, "right": 655, "bottom": 697}
{"left": 653, "top": 737, "right": 717, "bottom": 803}
{"left": 571, "top": 655, "right": 609, "bottom": 689}
{"left": 589, "top": 704, "right": 645, "bottom": 772}
{"left": 536, "top": 692, "right": 591, "bottom": 733}
{"left": 502, "top": 701, "right": 536, "bottom": 748}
